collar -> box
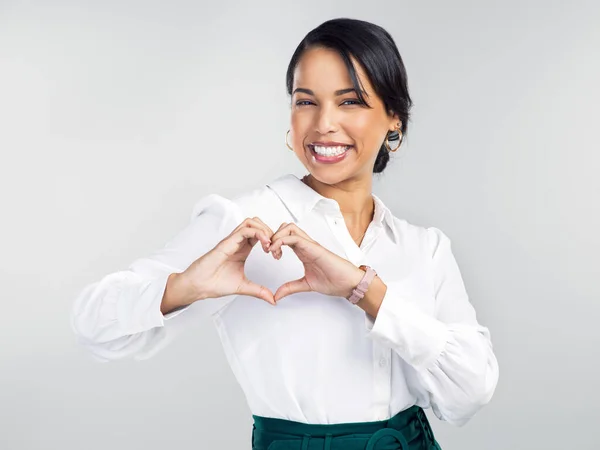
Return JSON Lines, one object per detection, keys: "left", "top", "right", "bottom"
{"left": 266, "top": 173, "right": 399, "bottom": 244}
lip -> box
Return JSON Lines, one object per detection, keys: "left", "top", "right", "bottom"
{"left": 310, "top": 141, "right": 353, "bottom": 147}
{"left": 307, "top": 143, "right": 351, "bottom": 164}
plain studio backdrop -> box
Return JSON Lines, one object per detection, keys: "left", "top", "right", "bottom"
{"left": 1, "top": 1, "right": 599, "bottom": 449}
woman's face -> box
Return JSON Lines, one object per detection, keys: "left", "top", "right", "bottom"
{"left": 289, "top": 46, "right": 400, "bottom": 185}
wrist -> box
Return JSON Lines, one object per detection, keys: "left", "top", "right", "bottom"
{"left": 342, "top": 266, "right": 366, "bottom": 299}
{"left": 164, "top": 272, "right": 198, "bottom": 311}
{"left": 346, "top": 265, "right": 376, "bottom": 304}
{"left": 355, "top": 276, "right": 386, "bottom": 318}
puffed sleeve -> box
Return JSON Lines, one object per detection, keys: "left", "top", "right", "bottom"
{"left": 70, "top": 194, "right": 245, "bottom": 362}
{"left": 365, "top": 226, "right": 499, "bottom": 426}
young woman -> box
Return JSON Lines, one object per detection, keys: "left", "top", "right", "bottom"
{"left": 71, "top": 18, "right": 499, "bottom": 450}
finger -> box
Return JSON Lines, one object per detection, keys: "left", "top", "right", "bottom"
{"left": 274, "top": 277, "right": 311, "bottom": 302}
{"left": 270, "top": 222, "right": 291, "bottom": 241}
{"left": 269, "top": 224, "right": 292, "bottom": 255}
{"left": 266, "top": 222, "right": 288, "bottom": 258}
{"left": 237, "top": 278, "right": 276, "bottom": 305}
{"left": 250, "top": 217, "right": 275, "bottom": 241}
{"left": 240, "top": 217, "right": 274, "bottom": 246}
{"left": 239, "top": 220, "right": 272, "bottom": 249}
{"left": 232, "top": 216, "right": 267, "bottom": 231}
{"left": 250, "top": 217, "right": 277, "bottom": 253}
{"left": 230, "top": 226, "right": 271, "bottom": 253}
{"left": 270, "top": 223, "right": 315, "bottom": 251}
{"left": 230, "top": 218, "right": 273, "bottom": 249}
{"left": 272, "top": 234, "right": 311, "bottom": 261}
{"left": 285, "top": 223, "right": 316, "bottom": 243}
{"left": 269, "top": 233, "right": 304, "bottom": 254}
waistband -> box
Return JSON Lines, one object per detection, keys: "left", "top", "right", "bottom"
{"left": 252, "top": 405, "right": 439, "bottom": 450}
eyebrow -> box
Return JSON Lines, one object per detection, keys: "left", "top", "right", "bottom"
{"left": 292, "top": 87, "right": 367, "bottom": 96}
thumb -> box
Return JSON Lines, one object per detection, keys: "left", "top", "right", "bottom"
{"left": 238, "top": 279, "right": 275, "bottom": 305}
{"left": 274, "top": 277, "right": 311, "bottom": 302}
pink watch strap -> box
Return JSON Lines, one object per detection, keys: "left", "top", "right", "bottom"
{"left": 348, "top": 265, "right": 377, "bottom": 304}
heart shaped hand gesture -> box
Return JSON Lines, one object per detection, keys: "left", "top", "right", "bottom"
{"left": 182, "top": 217, "right": 279, "bottom": 305}
{"left": 267, "top": 222, "right": 364, "bottom": 303}
{"left": 181, "top": 217, "right": 364, "bottom": 306}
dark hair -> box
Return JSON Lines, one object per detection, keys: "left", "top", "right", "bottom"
{"left": 286, "top": 18, "right": 413, "bottom": 173}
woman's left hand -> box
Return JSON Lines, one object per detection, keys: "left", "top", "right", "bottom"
{"left": 267, "top": 222, "right": 365, "bottom": 302}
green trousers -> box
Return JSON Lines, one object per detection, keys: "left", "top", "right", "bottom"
{"left": 252, "top": 405, "right": 442, "bottom": 450}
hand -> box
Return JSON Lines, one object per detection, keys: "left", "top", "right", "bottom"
{"left": 267, "top": 222, "right": 365, "bottom": 302}
{"left": 180, "top": 217, "right": 277, "bottom": 305}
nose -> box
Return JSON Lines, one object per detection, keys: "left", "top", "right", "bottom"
{"left": 314, "top": 103, "right": 339, "bottom": 135}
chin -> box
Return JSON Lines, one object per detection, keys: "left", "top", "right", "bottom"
{"left": 306, "top": 168, "right": 354, "bottom": 186}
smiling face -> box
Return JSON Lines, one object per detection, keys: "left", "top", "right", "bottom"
{"left": 289, "top": 46, "right": 400, "bottom": 185}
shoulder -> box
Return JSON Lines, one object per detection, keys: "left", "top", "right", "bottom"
{"left": 189, "top": 181, "right": 285, "bottom": 228}
{"left": 389, "top": 213, "right": 452, "bottom": 258}
{"left": 231, "top": 183, "right": 288, "bottom": 230}
{"left": 190, "top": 193, "right": 244, "bottom": 223}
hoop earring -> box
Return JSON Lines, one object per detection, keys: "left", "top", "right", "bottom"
{"left": 285, "top": 130, "right": 294, "bottom": 151}
{"left": 384, "top": 126, "right": 403, "bottom": 152}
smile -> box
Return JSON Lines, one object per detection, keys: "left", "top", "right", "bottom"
{"left": 307, "top": 144, "right": 353, "bottom": 164}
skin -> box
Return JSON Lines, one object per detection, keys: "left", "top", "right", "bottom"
{"left": 173, "top": 46, "right": 400, "bottom": 317}
{"left": 288, "top": 46, "right": 401, "bottom": 245}
{"left": 264, "top": 46, "right": 399, "bottom": 314}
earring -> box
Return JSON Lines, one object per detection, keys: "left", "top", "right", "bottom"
{"left": 383, "top": 123, "right": 402, "bottom": 152}
{"left": 285, "top": 130, "right": 294, "bottom": 151}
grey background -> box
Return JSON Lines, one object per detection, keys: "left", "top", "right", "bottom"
{"left": 1, "top": 1, "right": 599, "bottom": 449}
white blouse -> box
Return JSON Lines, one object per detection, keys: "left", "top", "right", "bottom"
{"left": 70, "top": 173, "right": 499, "bottom": 426}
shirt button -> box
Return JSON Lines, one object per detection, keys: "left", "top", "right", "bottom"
{"left": 379, "top": 358, "right": 388, "bottom": 367}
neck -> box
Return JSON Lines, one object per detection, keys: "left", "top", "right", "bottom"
{"left": 303, "top": 174, "right": 375, "bottom": 230}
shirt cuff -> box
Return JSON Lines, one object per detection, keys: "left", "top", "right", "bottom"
{"left": 115, "top": 272, "right": 191, "bottom": 334}
{"left": 364, "top": 280, "right": 450, "bottom": 370}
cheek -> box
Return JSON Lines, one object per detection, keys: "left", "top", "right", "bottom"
{"left": 347, "top": 116, "right": 383, "bottom": 149}
{"left": 291, "top": 114, "right": 309, "bottom": 139}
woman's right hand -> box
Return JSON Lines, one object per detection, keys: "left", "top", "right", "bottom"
{"left": 179, "top": 217, "right": 277, "bottom": 305}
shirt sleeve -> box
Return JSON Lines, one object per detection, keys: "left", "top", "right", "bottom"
{"left": 70, "top": 194, "right": 245, "bottom": 362}
{"left": 364, "top": 226, "right": 499, "bottom": 426}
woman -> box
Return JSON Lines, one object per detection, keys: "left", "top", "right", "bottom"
{"left": 71, "top": 18, "right": 499, "bottom": 450}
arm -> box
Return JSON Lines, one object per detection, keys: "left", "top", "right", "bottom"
{"left": 362, "top": 226, "right": 499, "bottom": 426}
{"left": 69, "top": 194, "right": 243, "bottom": 362}
{"left": 160, "top": 272, "right": 197, "bottom": 316}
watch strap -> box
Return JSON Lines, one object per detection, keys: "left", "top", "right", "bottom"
{"left": 348, "top": 265, "right": 377, "bottom": 304}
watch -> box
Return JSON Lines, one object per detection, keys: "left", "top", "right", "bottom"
{"left": 347, "top": 265, "right": 377, "bottom": 304}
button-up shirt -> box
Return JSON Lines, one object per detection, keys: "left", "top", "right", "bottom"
{"left": 70, "top": 173, "right": 499, "bottom": 426}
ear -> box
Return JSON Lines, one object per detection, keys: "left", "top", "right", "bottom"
{"left": 387, "top": 110, "right": 402, "bottom": 132}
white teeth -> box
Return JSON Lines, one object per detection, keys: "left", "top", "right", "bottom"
{"left": 312, "top": 145, "right": 350, "bottom": 156}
